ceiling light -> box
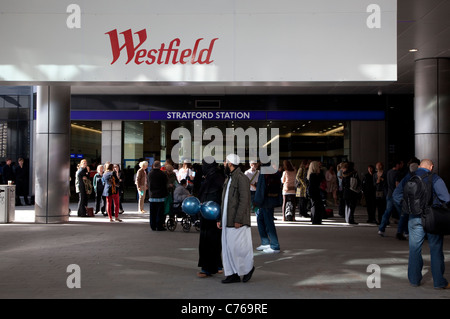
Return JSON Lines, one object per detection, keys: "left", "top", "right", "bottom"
{"left": 71, "top": 123, "right": 102, "bottom": 134}
{"left": 409, "top": 48, "right": 418, "bottom": 52}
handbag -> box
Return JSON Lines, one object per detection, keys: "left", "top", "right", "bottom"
{"left": 85, "top": 207, "right": 94, "bottom": 217}
{"left": 349, "top": 174, "right": 361, "bottom": 193}
{"left": 84, "top": 179, "right": 93, "bottom": 195}
{"left": 422, "top": 205, "right": 450, "bottom": 235}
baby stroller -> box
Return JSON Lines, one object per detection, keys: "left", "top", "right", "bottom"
{"left": 166, "top": 201, "right": 201, "bottom": 232}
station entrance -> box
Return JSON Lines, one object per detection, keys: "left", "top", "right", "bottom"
{"left": 71, "top": 118, "right": 349, "bottom": 169}
{"left": 70, "top": 116, "right": 351, "bottom": 203}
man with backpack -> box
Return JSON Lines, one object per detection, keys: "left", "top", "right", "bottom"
{"left": 393, "top": 159, "right": 450, "bottom": 289}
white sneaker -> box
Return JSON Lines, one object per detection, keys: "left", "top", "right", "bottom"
{"left": 256, "top": 245, "right": 270, "bottom": 251}
{"left": 263, "top": 247, "right": 280, "bottom": 254}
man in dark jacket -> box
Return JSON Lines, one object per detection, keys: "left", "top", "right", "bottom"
{"left": 15, "top": 158, "right": 30, "bottom": 205}
{"left": 3, "top": 158, "right": 15, "bottom": 184}
{"left": 218, "top": 154, "right": 254, "bottom": 284}
{"left": 342, "top": 161, "right": 360, "bottom": 225}
{"left": 148, "top": 160, "right": 168, "bottom": 231}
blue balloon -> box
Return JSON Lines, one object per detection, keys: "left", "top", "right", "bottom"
{"left": 200, "top": 201, "right": 221, "bottom": 220}
{"left": 182, "top": 197, "right": 201, "bottom": 215}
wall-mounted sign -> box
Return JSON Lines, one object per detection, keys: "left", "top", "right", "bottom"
{"left": 67, "top": 110, "right": 385, "bottom": 121}
{"left": 151, "top": 111, "right": 267, "bottom": 121}
{"left": 0, "top": 0, "right": 396, "bottom": 83}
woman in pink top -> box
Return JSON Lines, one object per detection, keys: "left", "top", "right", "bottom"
{"left": 281, "top": 160, "right": 297, "bottom": 221}
{"left": 325, "top": 165, "right": 338, "bottom": 206}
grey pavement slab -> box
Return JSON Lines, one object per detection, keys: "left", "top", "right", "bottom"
{"left": 1, "top": 202, "right": 449, "bottom": 299}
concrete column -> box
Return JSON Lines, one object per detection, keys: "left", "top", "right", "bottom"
{"left": 35, "top": 86, "right": 71, "bottom": 223}
{"left": 350, "top": 120, "right": 386, "bottom": 177}
{"left": 101, "top": 121, "right": 122, "bottom": 165}
{"left": 415, "top": 58, "right": 450, "bottom": 183}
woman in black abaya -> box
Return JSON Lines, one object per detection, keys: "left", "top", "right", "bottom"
{"left": 197, "top": 157, "right": 225, "bottom": 277}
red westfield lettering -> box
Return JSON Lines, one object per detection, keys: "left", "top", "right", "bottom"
{"left": 105, "top": 29, "right": 218, "bottom": 65}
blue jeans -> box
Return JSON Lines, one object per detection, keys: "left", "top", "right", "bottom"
{"left": 397, "top": 212, "right": 409, "bottom": 235}
{"left": 408, "top": 215, "right": 447, "bottom": 288}
{"left": 378, "top": 195, "right": 403, "bottom": 232}
{"left": 256, "top": 206, "right": 280, "bottom": 250}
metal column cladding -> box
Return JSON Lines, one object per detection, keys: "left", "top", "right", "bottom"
{"left": 35, "top": 86, "right": 71, "bottom": 224}
{"left": 415, "top": 58, "right": 450, "bottom": 183}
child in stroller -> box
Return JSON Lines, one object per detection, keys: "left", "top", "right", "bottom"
{"left": 166, "top": 201, "right": 200, "bottom": 232}
{"left": 166, "top": 179, "right": 200, "bottom": 232}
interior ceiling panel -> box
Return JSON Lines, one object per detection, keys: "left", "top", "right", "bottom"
{"left": 71, "top": 0, "right": 450, "bottom": 96}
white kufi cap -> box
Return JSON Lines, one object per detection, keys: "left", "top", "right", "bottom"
{"left": 226, "top": 154, "right": 240, "bottom": 165}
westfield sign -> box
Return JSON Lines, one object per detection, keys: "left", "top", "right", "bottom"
{"left": 105, "top": 29, "right": 219, "bottom": 65}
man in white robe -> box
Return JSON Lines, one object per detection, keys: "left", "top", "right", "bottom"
{"left": 217, "top": 154, "right": 255, "bottom": 283}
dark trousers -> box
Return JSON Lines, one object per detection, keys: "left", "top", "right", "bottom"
{"left": 344, "top": 198, "right": 357, "bottom": 223}
{"left": 310, "top": 198, "right": 324, "bottom": 225}
{"left": 297, "top": 196, "right": 309, "bottom": 217}
{"left": 77, "top": 192, "right": 88, "bottom": 217}
{"left": 95, "top": 191, "right": 105, "bottom": 214}
{"left": 338, "top": 190, "right": 346, "bottom": 217}
{"left": 375, "top": 197, "right": 386, "bottom": 224}
{"left": 365, "top": 194, "right": 376, "bottom": 222}
{"left": 149, "top": 201, "right": 165, "bottom": 230}
{"left": 119, "top": 190, "right": 124, "bottom": 211}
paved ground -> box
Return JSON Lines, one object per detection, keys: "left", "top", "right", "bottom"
{"left": 1, "top": 202, "right": 449, "bottom": 300}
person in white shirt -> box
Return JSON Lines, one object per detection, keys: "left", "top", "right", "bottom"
{"left": 245, "top": 160, "right": 259, "bottom": 212}
{"left": 177, "top": 159, "right": 195, "bottom": 193}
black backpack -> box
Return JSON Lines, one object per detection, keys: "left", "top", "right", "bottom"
{"left": 265, "top": 173, "right": 281, "bottom": 198}
{"left": 402, "top": 171, "right": 433, "bottom": 215}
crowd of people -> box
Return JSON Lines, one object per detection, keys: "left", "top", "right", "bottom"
{"left": 73, "top": 154, "right": 450, "bottom": 288}
{"left": 0, "top": 157, "right": 31, "bottom": 206}
{"left": 74, "top": 156, "right": 437, "bottom": 231}
{"left": 75, "top": 159, "right": 126, "bottom": 221}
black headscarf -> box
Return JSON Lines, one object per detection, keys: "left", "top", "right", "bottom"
{"left": 198, "top": 157, "right": 225, "bottom": 203}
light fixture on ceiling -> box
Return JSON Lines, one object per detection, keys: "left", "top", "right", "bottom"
{"left": 71, "top": 123, "right": 101, "bottom": 134}
{"left": 409, "top": 48, "right": 418, "bottom": 52}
